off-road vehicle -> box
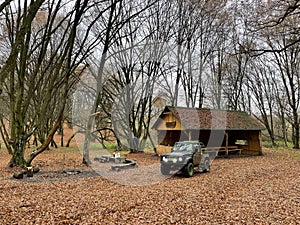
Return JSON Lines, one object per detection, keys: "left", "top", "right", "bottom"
{"left": 160, "top": 141, "right": 211, "bottom": 177}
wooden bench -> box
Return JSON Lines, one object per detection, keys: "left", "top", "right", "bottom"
{"left": 225, "top": 148, "right": 242, "bottom": 155}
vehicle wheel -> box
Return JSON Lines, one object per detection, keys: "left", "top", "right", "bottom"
{"left": 184, "top": 162, "right": 194, "bottom": 177}
{"left": 161, "top": 166, "right": 170, "bottom": 175}
{"left": 202, "top": 157, "right": 210, "bottom": 173}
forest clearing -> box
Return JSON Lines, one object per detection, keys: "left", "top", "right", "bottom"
{"left": 0, "top": 145, "right": 299, "bottom": 224}
{"left": 1, "top": 1, "right": 300, "bottom": 224}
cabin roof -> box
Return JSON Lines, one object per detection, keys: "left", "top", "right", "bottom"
{"left": 152, "top": 106, "right": 265, "bottom": 131}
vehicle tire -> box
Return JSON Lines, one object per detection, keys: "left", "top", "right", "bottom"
{"left": 184, "top": 162, "right": 194, "bottom": 177}
{"left": 161, "top": 166, "right": 170, "bottom": 175}
{"left": 202, "top": 157, "right": 210, "bottom": 173}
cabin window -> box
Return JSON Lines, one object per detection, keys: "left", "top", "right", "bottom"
{"left": 166, "top": 121, "right": 176, "bottom": 128}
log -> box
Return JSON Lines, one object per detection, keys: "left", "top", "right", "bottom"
{"left": 111, "top": 159, "right": 136, "bottom": 171}
{"left": 33, "top": 166, "right": 40, "bottom": 173}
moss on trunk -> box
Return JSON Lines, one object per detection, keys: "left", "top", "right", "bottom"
{"left": 9, "top": 144, "right": 26, "bottom": 167}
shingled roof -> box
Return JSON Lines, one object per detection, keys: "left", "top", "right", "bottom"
{"left": 153, "top": 106, "right": 265, "bottom": 131}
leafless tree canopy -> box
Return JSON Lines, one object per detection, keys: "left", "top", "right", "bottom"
{"left": 0, "top": 0, "right": 300, "bottom": 167}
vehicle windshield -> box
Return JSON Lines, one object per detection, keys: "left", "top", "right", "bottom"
{"left": 172, "top": 143, "right": 194, "bottom": 152}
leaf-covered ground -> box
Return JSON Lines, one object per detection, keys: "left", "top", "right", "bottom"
{"left": 0, "top": 147, "right": 299, "bottom": 224}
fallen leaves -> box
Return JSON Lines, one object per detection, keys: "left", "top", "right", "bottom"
{"left": 0, "top": 148, "right": 299, "bottom": 224}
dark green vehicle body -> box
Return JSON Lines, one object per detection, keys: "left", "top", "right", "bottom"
{"left": 160, "top": 141, "right": 211, "bottom": 177}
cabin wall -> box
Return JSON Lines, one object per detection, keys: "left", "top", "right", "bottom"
{"left": 155, "top": 113, "right": 183, "bottom": 130}
{"left": 227, "top": 130, "right": 262, "bottom": 155}
{"left": 156, "top": 145, "right": 173, "bottom": 155}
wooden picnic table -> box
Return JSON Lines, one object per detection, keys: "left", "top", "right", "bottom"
{"left": 206, "top": 146, "right": 242, "bottom": 156}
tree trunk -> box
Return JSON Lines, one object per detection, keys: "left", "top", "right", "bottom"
{"left": 51, "top": 139, "right": 58, "bottom": 148}
{"left": 82, "top": 1, "right": 118, "bottom": 164}
{"left": 9, "top": 141, "right": 26, "bottom": 167}
{"left": 66, "top": 130, "right": 82, "bottom": 147}
{"left": 25, "top": 110, "right": 64, "bottom": 167}
{"left": 60, "top": 123, "right": 64, "bottom": 147}
{"left": 83, "top": 118, "right": 93, "bottom": 164}
{"left": 293, "top": 116, "right": 300, "bottom": 149}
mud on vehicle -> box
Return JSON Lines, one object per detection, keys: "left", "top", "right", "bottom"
{"left": 160, "top": 141, "right": 211, "bottom": 177}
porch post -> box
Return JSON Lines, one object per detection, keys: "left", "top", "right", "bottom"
{"left": 225, "top": 131, "right": 228, "bottom": 156}
{"left": 259, "top": 130, "right": 263, "bottom": 155}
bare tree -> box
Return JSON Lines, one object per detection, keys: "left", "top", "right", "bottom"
{"left": 270, "top": 42, "right": 300, "bottom": 149}
{"left": 247, "top": 56, "right": 277, "bottom": 145}
{"left": 80, "top": 0, "right": 159, "bottom": 163}
{"left": 0, "top": 0, "right": 14, "bottom": 14}
{"left": 170, "top": 0, "right": 227, "bottom": 108}
{"left": 208, "top": 8, "right": 231, "bottom": 109}
{"left": 0, "top": 0, "right": 95, "bottom": 167}
{"left": 221, "top": 0, "right": 260, "bottom": 111}
{"left": 246, "top": 0, "right": 300, "bottom": 54}
{"left": 106, "top": 30, "right": 163, "bottom": 152}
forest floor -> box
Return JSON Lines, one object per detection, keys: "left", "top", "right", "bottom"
{"left": 0, "top": 145, "right": 299, "bottom": 224}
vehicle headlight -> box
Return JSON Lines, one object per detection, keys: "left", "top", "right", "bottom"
{"left": 162, "top": 157, "right": 168, "bottom": 162}
{"left": 172, "top": 158, "right": 177, "bottom": 163}
{"left": 178, "top": 157, "right": 183, "bottom": 162}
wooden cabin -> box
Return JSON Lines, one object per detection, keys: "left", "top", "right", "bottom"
{"left": 152, "top": 106, "right": 265, "bottom": 156}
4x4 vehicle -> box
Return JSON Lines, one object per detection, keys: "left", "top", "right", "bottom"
{"left": 160, "top": 141, "right": 211, "bottom": 177}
